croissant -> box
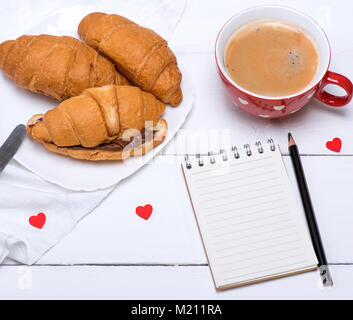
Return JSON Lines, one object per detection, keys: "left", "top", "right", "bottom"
{"left": 78, "top": 12, "right": 183, "bottom": 107}
{"left": 27, "top": 85, "right": 168, "bottom": 161}
{"left": 0, "top": 35, "right": 130, "bottom": 101}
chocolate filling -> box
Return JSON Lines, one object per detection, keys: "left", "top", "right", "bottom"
{"left": 65, "top": 129, "right": 155, "bottom": 152}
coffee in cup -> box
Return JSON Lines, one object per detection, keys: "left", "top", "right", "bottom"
{"left": 215, "top": 5, "right": 353, "bottom": 118}
{"left": 225, "top": 20, "right": 318, "bottom": 97}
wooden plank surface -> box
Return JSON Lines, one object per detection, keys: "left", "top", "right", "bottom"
{"left": 2, "top": 0, "right": 353, "bottom": 299}
{"left": 0, "top": 265, "right": 351, "bottom": 300}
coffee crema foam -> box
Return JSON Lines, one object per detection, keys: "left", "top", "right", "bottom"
{"left": 225, "top": 20, "right": 319, "bottom": 97}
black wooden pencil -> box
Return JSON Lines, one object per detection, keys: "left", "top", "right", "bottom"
{"left": 288, "top": 133, "right": 333, "bottom": 286}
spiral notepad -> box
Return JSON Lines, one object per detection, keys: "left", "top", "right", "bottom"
{"left": 182, "top": 140, "right": 318, "bottom": 290}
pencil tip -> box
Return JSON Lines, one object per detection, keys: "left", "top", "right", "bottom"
{"left": 288, "top": 133, "right": 292, "bottom": 142}
{"left": 288, "top": 133, "right": 296, "bottom": 146}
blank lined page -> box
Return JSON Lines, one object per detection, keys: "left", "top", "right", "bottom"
{"left": 182, "top": 144, "right": 318, "bottom": 289}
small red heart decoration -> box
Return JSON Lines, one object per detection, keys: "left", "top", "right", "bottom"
{"left": 326, "top": 138, "right": 342, "bottom": 152}
{"left": 136, "top": 205, "right": 153, "bottom": 220}
{"left": 29, "top": 213, "right": 46, "bottom": 229}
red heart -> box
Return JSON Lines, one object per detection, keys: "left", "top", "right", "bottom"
{"left": 326, "top": 138, "right": 342, "bottom": 152}
{"left": 29, "top": 213, "right": 46, "bottom": 229}
{"left": 136, "top": 205, "right": 153, "bottom": 220}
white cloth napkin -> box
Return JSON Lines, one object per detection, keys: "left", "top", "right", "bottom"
{"left": 0, "top": 0, "right": 187, "bottom": 265}
{"left": 0, "top": 162, "right": 113, "bottom": 264}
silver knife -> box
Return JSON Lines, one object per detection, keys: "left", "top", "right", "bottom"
{"left": 0, "top": 124, "right": 27, "bottom": 174}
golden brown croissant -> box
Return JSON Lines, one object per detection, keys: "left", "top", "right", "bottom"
{"left": 27, "top": 85, "right": 168, "bottom": 161}
{"left": 78, "top": 12, "right": 183, "bottom": 107}
{"left": 0, "top": 35, "right": 130, "bottom": 101}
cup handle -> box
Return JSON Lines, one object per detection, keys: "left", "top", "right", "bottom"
{"left": 314, "top": 71, "right": 353, "bottom": 107}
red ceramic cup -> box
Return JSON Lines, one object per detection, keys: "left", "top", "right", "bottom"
{"left": 215, "top": 5, "right": 353, "bottom": 118}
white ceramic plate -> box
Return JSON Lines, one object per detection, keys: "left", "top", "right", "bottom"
{"left": 0, "top": 7, "right": 194, "bottom": 191}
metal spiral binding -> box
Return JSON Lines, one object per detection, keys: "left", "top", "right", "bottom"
{"left": 196, "top": 154, "right": 204, "bottom": 167}
{"left": 208, "top": 151, "right": 216, "bottom": 164}
{"left": 267, "top": 138, "right": 276, "bottom": 151}
{"left": 256, "top": 141, "right": 264, "bottom": 154}
{"left": 220, "top": 149, "right": 228, "bottom": 162}
{"left": 244, "top": 144, "right": 252, "bottom": 156}
{"left": 185, "top": 139, "right": 276, "bottom": 169}
{"left": 185, "top": 155, "right": 192, "bottom": 169}
{"left": 231, "top": 146, "right": 240, "bottom": 159}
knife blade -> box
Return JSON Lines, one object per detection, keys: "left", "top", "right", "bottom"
{"left": 0, "top": 124, "right": 27, "bottom": 174}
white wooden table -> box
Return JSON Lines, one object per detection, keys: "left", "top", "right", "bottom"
{"left": 2, "top": 0, "right": 353, "bottom": 299}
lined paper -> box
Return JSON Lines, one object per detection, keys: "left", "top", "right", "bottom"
{"left": 183, "top": 144, "right": 318, "bottom": 289}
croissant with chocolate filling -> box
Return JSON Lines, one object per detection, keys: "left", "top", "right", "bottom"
{"left": 0, "top": 35, "right": 129, "bottom": 101}
{"left": 78, "top": 12, "right": 183, "bottom": 106}
{"left": 27, "top": 85, "right": 168, "bottom": 161}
